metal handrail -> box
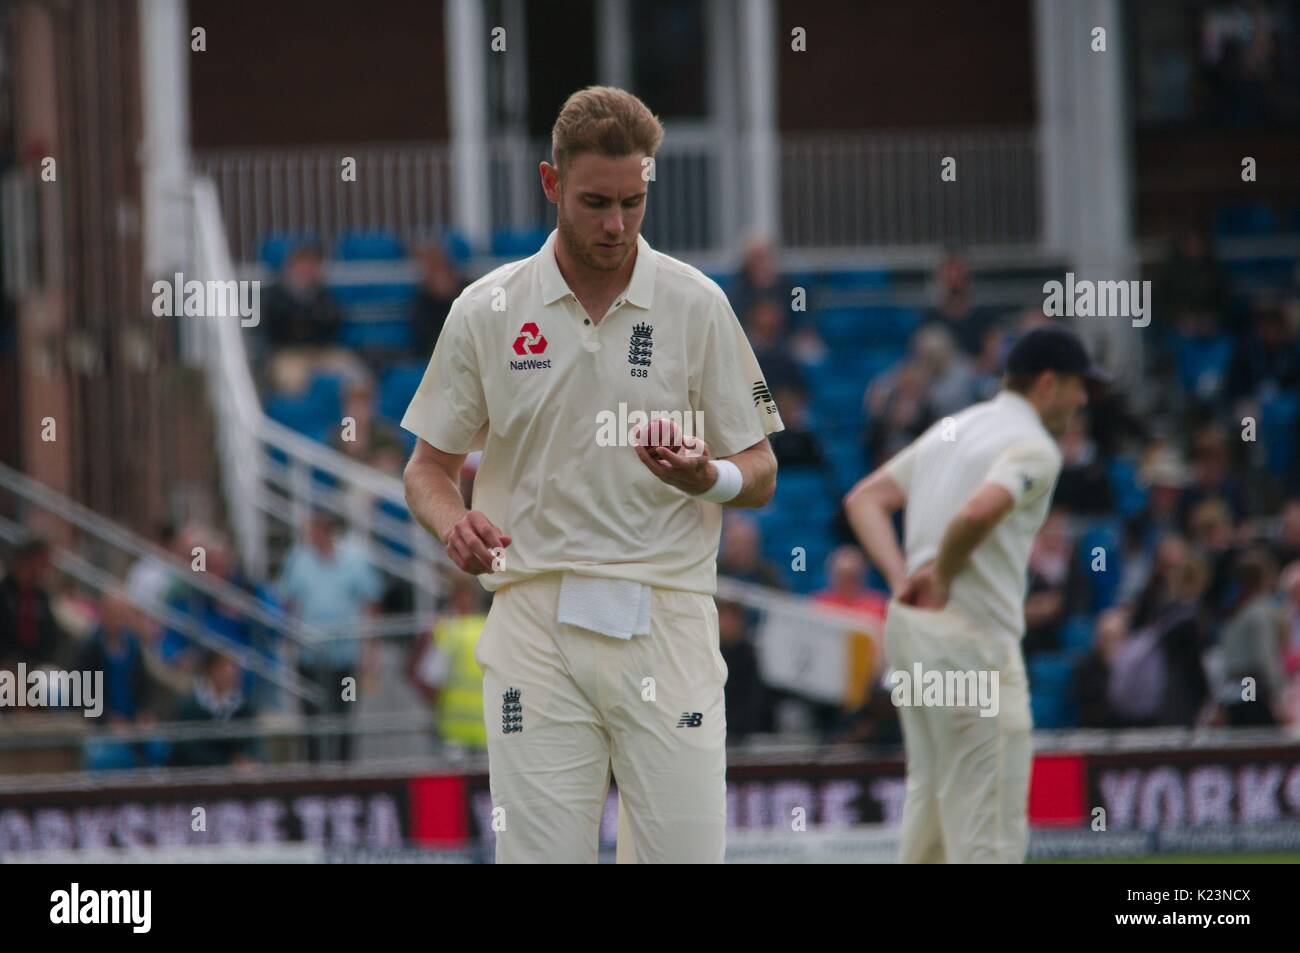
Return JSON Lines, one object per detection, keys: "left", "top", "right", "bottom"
{"left": 0, "top": 515, "right": 320, "bottom": 703}
{"left": 0, "top": 462, "right": 324, "bottom": 648}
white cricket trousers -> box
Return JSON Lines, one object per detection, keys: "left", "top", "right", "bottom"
{"left": 476, "top": 572, "right": 729, "bottom": 863}
{"left": 884, "top": 600, "right": 1033, "bottom": 864}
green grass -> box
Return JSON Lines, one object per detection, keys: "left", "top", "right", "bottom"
{"left": 1035, "top": 852, "right": 1300, "bottom": 864}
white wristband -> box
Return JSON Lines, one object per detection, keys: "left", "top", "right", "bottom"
{"left": 695, "top": 459, "right": 743, "bottom": 503}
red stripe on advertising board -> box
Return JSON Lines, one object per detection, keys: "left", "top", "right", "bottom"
{"left": 1028, "top": 753, "right": 1086, "bottom": 826}
{"left": 407, "top": 775, "right": 468, "bottom": 845}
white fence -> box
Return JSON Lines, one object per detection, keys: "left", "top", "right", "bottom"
{"left": 195, "top": 128, "right": 1041, "bottom": 263}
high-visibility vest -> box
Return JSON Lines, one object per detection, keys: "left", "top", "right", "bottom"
{"left": 434, "top": 613, "right": 487, "bottom": 749}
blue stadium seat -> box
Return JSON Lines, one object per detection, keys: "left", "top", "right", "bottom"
{"left": 259, "top": 234, "right": 306, "bottom": 272}
{"left": 1260, "top": 393, "right": 1300, "bottom": 476}
{"left": 814, "top": 307, "right": 870, "bottom": 348}
{"left": 1214, "top": 202, "right": 1280, "bottom": 238}
{"left": 1107, "top": 457, "right": 1147, "bottom": 519}
{"left": 1222, "top": 256, "right": 1297, "bottom": 292}
{"left": 1173, "top": 335, "right": 1233, "bottom": 399}
{"left": 339, "top": 320, "right": 413, "bottom": 351}
{"left": 490, "top": 227, "right": 549, "bottom": 257}
{"left": 335, "top": 232, "right": 405, "bottom": 261}
{"left": 1060, "top": 615, "right": 1094, "bottom": 655}
{"left": 1079, "top": 520, "right": 1122, "bottom": 613}
{"left": 1029, "top": 652, "right": 1078, "bottom": 728}
{"left": 443, "top": 229, "right": 474, "bottom": 264}
{"left": 818, "top": 269, "right": 891, "bottom": 292}
{"left": 863, "top": 305, "right": 921, "bottom": 349}
{"left": 379, "top": 363, "right": 427, "bottom": 424}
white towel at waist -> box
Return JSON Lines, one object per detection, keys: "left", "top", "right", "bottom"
{"left": 556, "top": 572, "right": 652, "bottom": 640}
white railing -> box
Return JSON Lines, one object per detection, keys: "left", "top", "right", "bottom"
{"left": 195, "top": 128, "right": 1041, "bottom": 263}
{"left": 780, "top": 128, "right": 1040, "bottom": 250}
{"left": 189, "top": 178, "right": 445, "bottom": 612}
{"left": 194, "top": 144, "right": 455, "bottom": 265}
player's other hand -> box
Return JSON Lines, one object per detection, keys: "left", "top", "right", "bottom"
{"left": 898, "top": 561, "right": 949, "bottom": 610}
{"left": 631, "top": 422, "right": 715, "bottom": 495}
{"left": 446, "top": 510, "right": 511, "bottom": 575}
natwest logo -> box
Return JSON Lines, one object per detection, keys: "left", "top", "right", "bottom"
{"left": 512, "top": 322, "right": 547, "bottom": 355}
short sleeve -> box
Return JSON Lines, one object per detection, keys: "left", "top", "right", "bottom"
{"left": 698, "top": 295, "right": 785, "bottom": 458}
{"left": 985, "top": 440, "right": 1062, "bottom": 508}
{"left": 400, "top": 298, "right": 489, "bottom": 454}
{"left": 882, "top": 440, "right": 919, "bottom": 499}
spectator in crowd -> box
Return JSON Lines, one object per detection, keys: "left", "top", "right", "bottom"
{"left": 920, "top": 251, "right": 996, "bottom": 358}
{"left": 1106, "top": 555, "right": 1211, "bottom": 728}
{"left": 260, "top": 243, "right": 366, "bottom": 395}
{"left": 1023, "top": 509, "right": 1087, "bottom": 657}
{"left": 332, "top": 377, "right": 405, "bottom": 465}
{"left": 412, "top": 573, "right": 488, "bottom": 751}
{"left": 159, "top": 533, "right": 277, "bottom": 694}
{"left": 124, "top": 522, "right": 180, "bottom": 616}
{"left": 1276, "top": 560, "right": 1300, "bottom": 701}
{"left": 911, "top": 323, "right": 979, "bottom": 418}
{"left": 1224, "top": 304, "right": 1300, "bottom": 412}
{"left": 1052, "top": 413, "right": 1114, "bottom": 516}
{"left": 717, "top": 599, "right": 768, "bottom": 743}
{"left": 410, "top": 241, "right": 466, "bottom": 360}
{"left": 1180, "top": 424, "right": 1245, "bottom": 523}
{"left": 169, "top": 650, "right": 258, "bottom": 768}
{"left": 1154, "top": 226, "right": 1230, "bottom": 337}
{"left": 813, "top": 546, "right": 887, "bottom": 623}
{"left": 75, "top": 590, "right": 167, "bottom": 769}
{"left": 0, "top": 535, "right": 68, "bottom": 669}
{"left": 1274, "top": 499, "right": 1300, "bottom": 567}
{"left": 1128, "top": 533, "right": 1191, "bottom": 630}
{"left": 728, "top": 234, "right": 788, "bottom": 333}
{"left": 1074, "top": 607, "right": 1130, "bottom": 728}
{"left": 864, "top": 358, "right": 932, "bottom": 467}
{"left": 1138, "top": 443, "right": 1191, "bottom": 540}
{"left": 74, "top": 589, "right": 155, "bottom": 725}
{"left": 717, "top": 512, "right": 785, "bottom": 590}
{"left": 769, "top": 385, "right": 826, "bottom": 471}
{"left": 1217, "top": 547, "right": 1287, "bottom": 726}
{"left": 276, "top": 509, "right": 382, "bottom": 762}
{"left": 1187, "top": 498, "right": 1240, "bottom": 620}
{"left": 743, "top": 296, "right": 804, "bottom": 397}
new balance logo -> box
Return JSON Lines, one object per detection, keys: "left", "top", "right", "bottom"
{"left": 502, "top": 687, "right": 523, "bottom": 734}
{"left": 752, "top": 381, "right": 773, "bottom": 406}
{"left": 676, "top": 712, "right": 703, "bottom": 728}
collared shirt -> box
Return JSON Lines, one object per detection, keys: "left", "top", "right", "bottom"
{"left": 401, "top": 229, "right": 783, "bottom": 594}
{"left": 884, "top": 390, "right": 1063, "bottom": 639}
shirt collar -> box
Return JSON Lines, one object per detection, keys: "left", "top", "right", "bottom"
{"left": 538, "top": 229, "right": 657, "bottom": 309}
{"left": 997, "top": 389, "right": 1047, "bottom": 430}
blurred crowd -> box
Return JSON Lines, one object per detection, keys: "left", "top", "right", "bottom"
{"left": 4, "top": 226, "right": 1300, "bottom": 772}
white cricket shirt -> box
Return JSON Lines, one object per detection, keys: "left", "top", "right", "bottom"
{"left": 401, "top": 229, "right": 784, "bottom": 594}
{"left": 884, "top": 390, "right": 1063, "bottom": 640}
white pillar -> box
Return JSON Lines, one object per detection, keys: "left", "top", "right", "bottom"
{"left": 738, "top": 0, "right": 779, "bottom": 242}
{"left": 139, "top": 0, "right": 191, "bottom": 280}
{"left": 446, "top": 0, "right": 491, "bottom": 251}
{"left": 1033, "top": 0, "right": 1139, "bottom": 383}
{"left": 596, "top": 0, "right": 631, "bottom": 89}
{"left": 709, "top": 0, "right": 742, "bottom": 254}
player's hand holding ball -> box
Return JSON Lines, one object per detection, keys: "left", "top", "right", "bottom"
{"left": 446, "top": 510, "right": 511, "bottom": 575}
{"left": 898, "top": 560, "right": 950, "bottom": 610}
{"left": 631, "top": 420, "right": 716, "bottom": 495}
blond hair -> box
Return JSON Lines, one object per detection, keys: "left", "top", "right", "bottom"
{"left": 550, "top": 86, "right": 663, "bottom": 177}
